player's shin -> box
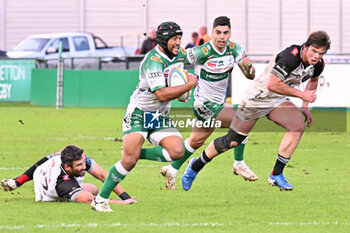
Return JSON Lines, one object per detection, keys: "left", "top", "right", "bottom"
{"left": 272, "top": 154, "right": 290, "bottom": 175}
{"left": 191, "top": 150, "right": 212, "bottom": 172}
{"left": 234, "top": 141, "right": 246, "bottom": 161}
{"left": 99, "top": 161, "right": 129, "bottom": 199}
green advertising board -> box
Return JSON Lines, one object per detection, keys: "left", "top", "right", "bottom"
{"left": 0, "top": 60, "right": 36, "bottom": 101}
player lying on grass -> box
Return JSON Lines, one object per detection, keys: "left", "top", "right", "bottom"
{"left": 1, "top": 145, "right": 136, "bottom": 204}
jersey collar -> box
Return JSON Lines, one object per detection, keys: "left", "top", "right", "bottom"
{"left": 210, "top": 40, "right": 227, "bottom": 55}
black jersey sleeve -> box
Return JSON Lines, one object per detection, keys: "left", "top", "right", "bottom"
{"left": 271, "top": 45, "right": 302, "bottom": 81}
{"left": 55, "top": 174, "right": 83, "bottom": 202}
{"left": 312, "top": 58, "right": 325, "bottom": 78}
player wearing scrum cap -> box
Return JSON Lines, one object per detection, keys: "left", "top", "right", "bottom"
{"left": 161, "top": 16, "right": 258, "bottom": 190}
{"left": 91, "top": 22, "right": 197, "bottom": 212}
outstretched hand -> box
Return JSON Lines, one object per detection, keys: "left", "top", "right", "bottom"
{"left": 302, "top": 108, "right": 313, "bottom": 128}
{"left": 122, "top": 196, "right": 137, "bottom": 205}
{"left": 241, "top": 53, "right": 252, "bottom": 70}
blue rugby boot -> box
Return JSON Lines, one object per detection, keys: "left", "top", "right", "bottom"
{"left": 268, "top": 173, "right": 294, "bottom": 191}
{"left": 182, "top": 158, "right": 198, "bottom": 191}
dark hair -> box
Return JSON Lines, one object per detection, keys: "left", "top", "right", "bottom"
{"left": 305, "top": 30, "right": 331, "bottom": 52}
{"left": 192, "top": 32, "right": 199, "bottom": 38}
{"left": 213, "top": 16, "right": 231, "bottom": 29}
{"left": 61, "top": 145, "right": 84, "bottom": 167}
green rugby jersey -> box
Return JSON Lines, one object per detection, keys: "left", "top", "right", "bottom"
{"left": 186, "top": 40, "right": 244, "bottom": 104}
{"left": 129, "top": 46, "right": 188, "bottom": 115}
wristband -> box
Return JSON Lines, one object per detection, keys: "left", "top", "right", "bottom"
{"left": 119, "top": 192, "right": 131, "bottom": 200}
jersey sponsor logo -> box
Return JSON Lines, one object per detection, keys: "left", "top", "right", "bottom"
{"left": 151, "top": 56, "right": 163, "bottom": 63}
{"left": 177, "top": 58, "right": 184, "bottom": 61}
{"left": 180, "top": 48, "right": 186, "bottom": 55}
{"left": 63, "top": 175, "right": 70, "bottom": 181}
{"left": 207, "top": 62, "right": 216, "bottom": 67}
{"left": 291, "top": 47, "right": 299, "bottom": 56}
{"left": 187, "top": 49, "right": 195, "bottom": 60}
{"left": 202, "top": 47, "right": 209, "bottom": 55}
{"left": 195, "top": 105, "right": 214, "bottom": 118}
{"left": 123, "top": 113, "right": 132, "bottom": 131}
{"left": 147, "top": 72, "right": 163, "bottom": 79}
{"left": 229, "top": 42, "right": 235, "bottom": 49}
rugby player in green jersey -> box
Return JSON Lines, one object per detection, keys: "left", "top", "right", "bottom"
{"left": 161, "top": 16, "right": 258, "bottom": 190}
{"left": 91, "top": 22, "right": 198, "bottom": 212}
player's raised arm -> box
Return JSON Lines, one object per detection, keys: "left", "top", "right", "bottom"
{"left": 238, "top": 54, "right": 255, "bottom": 80}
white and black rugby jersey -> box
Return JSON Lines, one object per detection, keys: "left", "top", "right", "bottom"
{"left": 243, "top": 44, "right": 325, "bottom": 104}
{"left": 33, "top": 153, "right": 95, "bottom": 202}
{"left": 272, "top": 44, "right": 325, "bottom": 85}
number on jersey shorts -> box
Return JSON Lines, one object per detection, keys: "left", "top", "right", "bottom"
{"left": 122, "top": 106, "right": 181, "bottom": 145}
{"left": 193, "top": 100, "right": 224, "bottom": 122}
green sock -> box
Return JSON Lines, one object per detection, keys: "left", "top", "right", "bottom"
{"left": 170, "top": 146, "right": 193, "bottom": 170}
{"left": 140, "top": 146, "right": 169, "bottom": 162}
{"left": 99, "top": 165, "right": 125, "bottom": 199}
{"left": 234, "top": 143, "right": 246, "bottom": 161}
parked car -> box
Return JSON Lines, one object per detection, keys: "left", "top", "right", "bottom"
{"left": 6, "top": 32, "right": 137, "bottom": 69}
{"left": 0, "top": 50, "right": 6, "bottom": 57}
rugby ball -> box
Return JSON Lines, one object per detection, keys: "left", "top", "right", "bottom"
{"left": 167, "top": 67, "right": 191, "bottom": 101}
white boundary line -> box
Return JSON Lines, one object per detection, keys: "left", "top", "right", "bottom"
{"left": 0, "top": 167, "right": 28, "bottom": 170}
{"left": 0, "top": 221, "right": 348, "bottom": 230}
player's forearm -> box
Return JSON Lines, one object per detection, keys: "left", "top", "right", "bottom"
{"left": 108, "top": 196, "right": 136, "bottom": 205}
{"left": 302, "top": 77, "right": 319, "bottom": 108}
{"left": 154, "top": 84, "right": 193, "bottom": 102}
{"left": 305, "top": 77, "right": 319, "bottom": 92}
{"left": 268, "top": 75, "right": 303, "bottom": 98}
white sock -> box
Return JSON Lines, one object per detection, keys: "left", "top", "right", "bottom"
{"left": 234, "top": 160, "right": 245, "bottom": 166}
{"left": 162, "top": 149, "right": 173, "bottom": 162}
{"left": 167, "top": 164, "right": 178, "bottom": 175}
{"left": 96, "top": 195, "right": 108, "bottom": 202}
{"left": 184, "top": 138, "right": 196, "bottom": 153}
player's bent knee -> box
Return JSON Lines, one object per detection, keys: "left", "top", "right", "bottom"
{"left": 286, "top": 122, "right": 305, "bottom": 133}
{"left": 213, "top": 129, "right": 247, "bottom": 153}
{"left": 190, "top": 138, "right": 206, "bottom": 149}
{"left": 122, "top": 156, "right": 138, "bottom": 170}
{"left": 81, "top": 183, "right": 99, "bottom": 196}
{"left": 169, "top": 146, "right": 185, "bottom": 160}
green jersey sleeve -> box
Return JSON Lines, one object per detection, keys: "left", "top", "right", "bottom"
{"left": 140, "top": 54, "right": 166, "bottom": 92}
{"left": 186, "top": 43, "right": 211, "bottom": 65}
{"left": 229, "top": 41, "right": 245, "bottom": 62}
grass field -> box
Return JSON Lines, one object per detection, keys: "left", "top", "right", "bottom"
{"left": 0, "top": 103, "right": 349, "bottom": 233}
